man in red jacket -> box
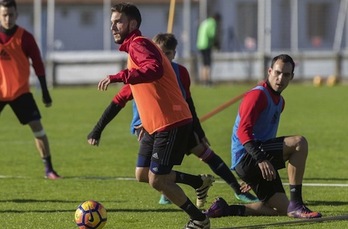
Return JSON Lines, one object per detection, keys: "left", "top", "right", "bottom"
{"left": 0, "top": 0, "right": 60, "bottom": 179}
{"left": 88, "top": 33, "right": 258, "bottom": 206}
{"left": 96, "top": 3, "right": 210, "bottom": 228}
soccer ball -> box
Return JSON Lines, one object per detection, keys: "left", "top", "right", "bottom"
{"left": 74, "top": 200, "right": 107, "bottom": 229}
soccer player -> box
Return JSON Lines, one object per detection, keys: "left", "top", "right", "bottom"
{"left": 0, "top": 0, "right": 60, "bottom": 179}
{"left": 87, "top": 33, "right": 258, "bottom": 206}
{"left": 96, "top": 3, "right": 210, "bottom": 228}
{"left": 204, "top": 54, "right": 322, "bottom": 219}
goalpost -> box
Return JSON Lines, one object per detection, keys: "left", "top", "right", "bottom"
{"left": 167, "top": 0, "right": 176, "bottom": 33}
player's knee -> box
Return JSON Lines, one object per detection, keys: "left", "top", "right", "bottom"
{"left": 33, "top": 129, "right": 46, "bottom": 138}
{"left": 136, "top": 173, "right": 148, "bottom": 183}
{"left": 295, "top": 136, "right": 308, "bottom": 154}
{"left": 135, "top": 168, "right": 149, "bottom": 183}
{"left": 148, "top": 176, "right": 161, "bottom": 190}
{"left": 196, "top": 146, "right": 213, "bottom": 161}
{"left": 148, "top": 173, "right": 169, "bottom": 191}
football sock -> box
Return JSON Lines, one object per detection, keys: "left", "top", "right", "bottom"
{"left": 180, "top": 198, "right": 206, "bottom": 221}
{"left": 175, "top": 171, "right": 203, "bottom": 189}
{"left": 289, "top": 184, "right": 303, "bottom": 204}
{"left": 226, "top": 205, "right": 246, "bottom": 216}
{"left": 200, "top": 148, "right": 241, "bottom": 194}
{"left": 87, "top": 102, "right": 121, "bottom": 140}
{"left": 42, "top": 155, "right": 53, "bottom": 173}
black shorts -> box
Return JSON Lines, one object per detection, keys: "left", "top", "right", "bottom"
{"left": 0, "top": 93, "right": 41, "bottom": 125}
{"left": 200, "top": 48, "right": 212, "bottom": 66}
{"left": 185, "top": 126, "right": 202, "bottom": 155}
{"left": 234, "top": 137, "right": 286, "bottom": 202}
{"left": 137, "top": 122, "right": 192, "bottom": 175}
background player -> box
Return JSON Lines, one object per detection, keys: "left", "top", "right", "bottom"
{"left": 0, "top": 0, "right": 60, "bottom": 179}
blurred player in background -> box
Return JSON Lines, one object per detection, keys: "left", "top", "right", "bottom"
{"left": 87, "top": 33, "right": 258, "bottom": 206}
{"left": 205, "top": 54, "right": 322, "bottom": 219}
{"left": 0, "top": 0, "right": 60, "bottom": 179}
{"left": 196, "top": 13, "right": 221, "bottom": 86}
{"left": 96, "top": 3, "right": 210, "bottom": 228}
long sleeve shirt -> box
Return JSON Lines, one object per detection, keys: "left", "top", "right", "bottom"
{"left": 0, "top": 25, "right": 46, "bottom": 100}
{"left": 108, "top": 29, "right": 191, "bottom": 134}
{"left": 231, "top": 81, "right": 285, "bottom": 168}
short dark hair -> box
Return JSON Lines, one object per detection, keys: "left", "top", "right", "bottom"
{"left": 0, "top": 0, "right": 16, "bottom": 9}
{"left": 111, "top": 2, "right": 142, "bottom": 28}
{"left": 152, "top": 33, "right": 178, "bottom": 51}
{"left": 213, "top": 13, "right": 221, "bottom": 21}
{"left": 271, "top": 54, "right": 295, "bottom": 73}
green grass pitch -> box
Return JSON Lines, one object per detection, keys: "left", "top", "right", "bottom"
{"left": 0, "top": 83, "right": 347, "bottom": 228}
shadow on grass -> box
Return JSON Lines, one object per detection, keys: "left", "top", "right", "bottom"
{"left": 217, "top": 214, "right": 348, "bottom": 229}
{"left": 58, "top": 176, "right": 136, "bottom": 180}
{"left": 305, "top": 200, "right": 348, "bottom": 207}
{"left": 0, "top": 209, "right": 74, "bottom": 213}
{"left": 0, "top": 207, "right": 181, "bottom": 214}
{"left": 0, "top": 199, "right": 78, "bottom": 203}
{"left": 0, "top": 199, "right": 182, "bottom": 214}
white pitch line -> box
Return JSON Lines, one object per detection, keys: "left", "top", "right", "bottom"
{"left": 0, "top": 175, "right": 27, "bottom": 179}
{"left": 284, "top": 182, "right": 348, "bottom": 187}
{"left": 216, "top": 180, "right": 348, "bottom": 187}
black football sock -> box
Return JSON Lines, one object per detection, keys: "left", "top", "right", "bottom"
{"left": 180, "top": 198, "right": 206, "bottom": 221}
{"left": 174, "top": 171, "right": 203, "bottom": 189}
{"left": 201, "top": 149, "right": 241, "bottom": 194}
{"left": 42, "top": 155, "right": 53, "bottom": 173}
{"left": 289, "top": 184, "right": 303, "bottom": 204}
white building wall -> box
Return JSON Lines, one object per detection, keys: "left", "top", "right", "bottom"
{"left": 14, "top": 0, "right": 348, "bottom": 84}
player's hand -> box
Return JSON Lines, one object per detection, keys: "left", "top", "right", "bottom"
{"left": 87, "top": 138, "right": 99, "bottom": 146}
{"left": 239, "top": 182, "right": 252, "bottom": 193}
{"left": 87, "top": 131, "right": 101, "bottom": 146}
{"left": 42, "top": 90, "right": 52, "bottom": 107}
{"left": 134, "top": 125, "right": 144, "bottom": 141}
{"left": 98, "top": 76, "right": 111, "bottom": 91}
{"left": 258, "top": 160, "right": 276, "bottom": 181}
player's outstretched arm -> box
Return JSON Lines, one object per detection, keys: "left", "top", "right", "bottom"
{"left": 87, "top": 84, "right": 133, "bottom": 146}
{"left": 87, "top": 102, "right": 122, "bottom": 146}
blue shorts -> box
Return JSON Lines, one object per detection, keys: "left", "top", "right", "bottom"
{"left": 0, "top": 93, "right": 41, "bottom": 125}
{"left": 136, "top": 123, "right": 192, "bottom": 175}
{"left": 234, "top": 137, "right": 286, "bottom": 202}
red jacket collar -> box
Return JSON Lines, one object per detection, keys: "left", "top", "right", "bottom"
{"left": 119, "top": 29, "right": 142, "bottom": 53}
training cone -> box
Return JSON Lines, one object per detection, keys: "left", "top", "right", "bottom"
{"left": 313, "top": 75, "right": 322, "bottom": 87}
{"left": 326, "top": 75, "right": 338, "bottom": 87}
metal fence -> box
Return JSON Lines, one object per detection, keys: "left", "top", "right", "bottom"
{"left": 20, "top": 0, "right": 348, "bottom": 85}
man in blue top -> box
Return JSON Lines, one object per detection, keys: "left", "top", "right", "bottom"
{"left": 205, "top": 54, "right": 322, "bottom": 219}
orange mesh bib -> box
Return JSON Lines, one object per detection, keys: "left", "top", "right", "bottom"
{"left": 0, "top": 27, "right": 30, "bottom": 101}
{"left": 128, "top": 37, "right": 191, "bottom": 134}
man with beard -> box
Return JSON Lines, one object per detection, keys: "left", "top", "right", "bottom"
{"left": 96, "top": 3, "right": 210, "bottom": 228}
{"left": 205, "top": 54, "right": 322, "bottom": 219}
{"left": 87, "top": 32, "right": 258, "bottom": 207}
